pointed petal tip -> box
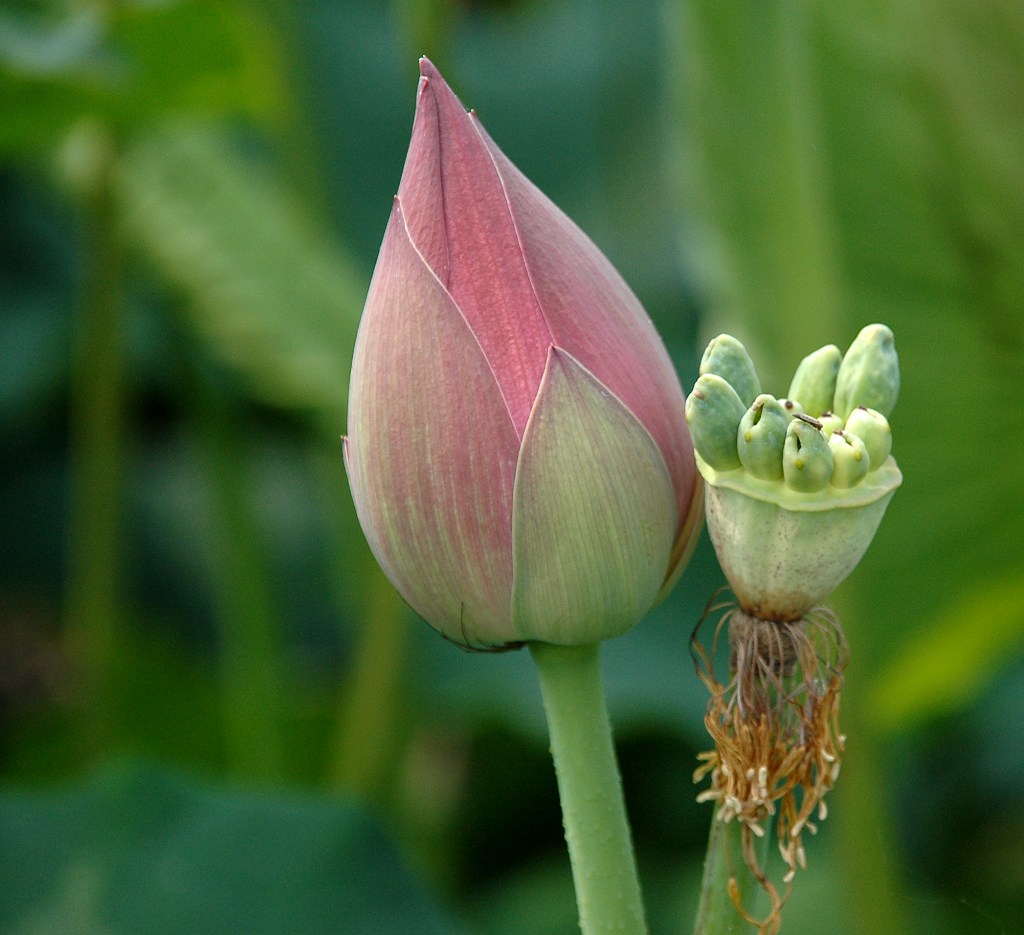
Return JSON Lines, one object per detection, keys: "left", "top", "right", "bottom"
{"left": 417, "top": 58, "right": 445, "bottom": 96}
{"left": 414, "top": 58, "right": 469, "bottom": 117}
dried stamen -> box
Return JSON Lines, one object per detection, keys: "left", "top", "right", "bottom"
{"left": 691, "top": 592, "right": 849, "bottom": 933}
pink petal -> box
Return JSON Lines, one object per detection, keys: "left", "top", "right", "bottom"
{"left": 399, "top": 58, "right": 553, "bottom": 436}
{"left": 476, "top": 121, "right": 698, "bottom": 528}
{"left": 346, "top": 199, "right": 519, "bottom": 643}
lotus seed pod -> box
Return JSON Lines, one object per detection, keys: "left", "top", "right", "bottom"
{"left": 700, "top": 334, "right": 761, "bottom": 406}
{"left": 685, "top": 374, "right": 747, "bottom": 471}
{"left": 844, "top": 406, "right": 892, "bottom": 468}
{"left": 829, "top": 430, "right": 870, "bottom": 488}
{"left": 738, "top": 395, "right": 789, "bottom": 481}
{"left": 702, "top": 474, "right": 900, "bottom": 621}
{"left": 787, "top": 344, "right": 842, "bottom": 417}
{"left": 690, "top": 324, "right": 902, "bottom": 624}
{"left": 833, "top": 324, "right": 899, "bottom": 420}
{"left": 818, "top": 412, "right": 843, "bottom": 437}
{"left": 783, "top": 418, "right": 833, "bottom": 492}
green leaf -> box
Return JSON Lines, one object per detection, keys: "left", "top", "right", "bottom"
{"left": 0, "top": 1, "right": 283, "bottom": 153}
{"left": 116, "top": 128, "right": 365, "bottom": 429}
{"left": 868, "top": 572, "right": 1024, "bottom": 731}
{"left": 0, "top": 763, "right": 460, "bottom": 935}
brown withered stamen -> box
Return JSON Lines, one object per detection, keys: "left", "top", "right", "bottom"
{"left": 691, "top": 592, "right": 849, "bottom": 934}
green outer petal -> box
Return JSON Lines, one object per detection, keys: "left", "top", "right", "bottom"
{"left": 511, "top": 348, "right": 676, "bottom": 645}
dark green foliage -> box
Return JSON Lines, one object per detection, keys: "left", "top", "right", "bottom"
{"left": 1, "top": 0, "right": 1021, "bottom": 932}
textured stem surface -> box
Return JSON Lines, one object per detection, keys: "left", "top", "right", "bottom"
{"left": 529, "top": 641, "right": 647, "bottom": 935}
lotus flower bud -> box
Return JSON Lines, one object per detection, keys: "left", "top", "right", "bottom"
{"left": 787, "top": 344, "right": 841, "bottom": 417}
{"left": 700, "top": 334, "right": 761, "bottom": 407}
{"left": 685, "top": 373, "right": 746, "bottom": 471}
{"left": 828, "top": 430, "right": 870, "bottom": 488}
{"left": 737, "top": 395, "right": 789, "bottom": 480}
{"left": 345, "top": 59, "right": 701, "bottom": 648}
{"left": 844, "top": 406, "right": 892, "bottom": 467}
{"left": 689, "top": 329, "right": 902, "bottom": 622}
{"left": 832, "top": 323, "right": 899, "bottom": 420}
{"left": 783, "top": 417, "right": 833, "bottom": 492}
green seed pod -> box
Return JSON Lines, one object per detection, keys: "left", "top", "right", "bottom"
{"left": 703, "top": 471, "right": 900, "bottom": 621}
{"left": 787, "top": 344, "right": 842, "bottom": 417}
{"left": 833, "top": 324, "right": 899, "bottom": 420}
{"left": 844, "top": 406, "right": 892, "bottom": 469}
{"left": 692, "top": 323, "right": 902, "bottom": 623}
{"left": 829, "top": 430, "right": 870, "bottom": 488}
{"left": 686, "top": 373, "right": 747, "bottom": 471}
{"left": 783, "top": 417, "right": 833, "bottom": 492}
{"left": 738, "top": 395, "right": 789, "bottom": 480}
{"left": 700, "top": 334, "right": 761, "bottom": 407}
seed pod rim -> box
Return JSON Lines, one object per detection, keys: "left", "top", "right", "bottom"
{"left": 694, "top": 450, "right": 902, "bottom": 513}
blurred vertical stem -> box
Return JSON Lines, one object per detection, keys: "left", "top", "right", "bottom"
{"left": 530, "top": 641, "right": 648, "bottom": 935}
{"left": 693, "top": 817, "right": 771, "bottom": 935}
{"left": 65, "top": 126, "right": 127, "bottom": 753}
{"left": 391, "top": 0, "right": 453, "bottom": 70}
{"left": 331, "top": 559, "right": 408, "bottom": 799}
{"left": 190, "top": 366, "right": 285, "bottom": 781}
{"left": 312, "top": 443, "right": 409, "bottom": 800}
{"left": 831, "top": 598, "right": 907, "bottom": 935}
{"left": 676, "top": 0, "right": 842, "bottom": 372}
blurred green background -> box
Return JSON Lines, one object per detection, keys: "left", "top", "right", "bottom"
{"left": 1, "top": 0, "right": 1022, "bottom": 933}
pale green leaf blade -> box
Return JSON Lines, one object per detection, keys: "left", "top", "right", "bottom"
{"left": 116, "top": 128, "right": 365, "bottom": 428}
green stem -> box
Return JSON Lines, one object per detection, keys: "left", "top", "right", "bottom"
{"left": 830, "top": 597, "right": 908, "bottom": 935}
{"left": 529, "top": 641, "right": 647, "bottom": 935}
{"left": 693, "top": 817, "right": 771, "bottom": 935}
{"left": 331, "top": 564, "right": 408, "bottom": 799}
{"left": 677, "top": 0, "right": 842, "bottom": 378}
{"left": 188, "top": 361, "right": 285, "bottom": 781}
{"left": 65, "top": 128, "right": 126, "bottom": 754}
